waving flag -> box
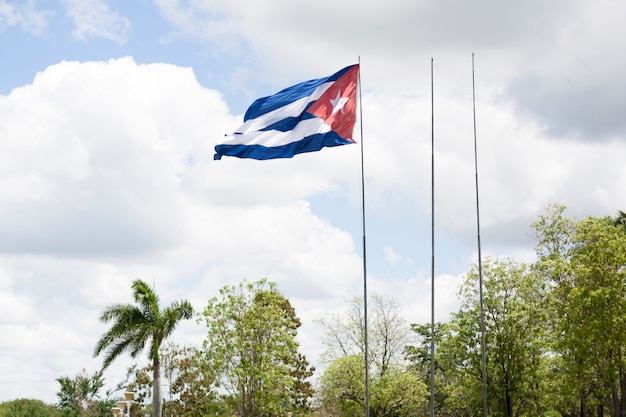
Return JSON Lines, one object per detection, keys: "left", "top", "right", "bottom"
{"left": 214, "top": 64, "right": 359, "bottom": 160}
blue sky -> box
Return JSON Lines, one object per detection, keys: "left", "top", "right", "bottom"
{"left": 2, "top": 0, "right": 626, "bottom": 404}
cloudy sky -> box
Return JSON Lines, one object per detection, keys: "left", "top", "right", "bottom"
{"left": 1, "top": 0, "right": 626, "bottom": 404}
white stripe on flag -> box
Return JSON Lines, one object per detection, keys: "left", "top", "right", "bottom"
{"left": 234, "top": 81, "right": 334, "bottom": 134}
{"left": 221, "top": 117, "right": 331, "bottom": 147}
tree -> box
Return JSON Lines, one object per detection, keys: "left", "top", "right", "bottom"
{"left": 318, "top": 355, "right": 366, "bottom": 417}
{"left": 566, "top": 216, "right": 626, "bottom": 415}
{"left": 165, "top": 344, "right": 221, "bottom": 417}
{"left": 0, "top": 399, "right": 60, "bottom": 417}
{"left": 93, "top": 279, "right": 194, "bottom": 417}
{"left": 318, "top": 293, "right": 411, "bottom": 378}
{"left": 199, "top": 278, "right": 314, "bottom": 417}
{"left": 533, "top": 207, "right": 626, "bottom": 416}
{"left": 316, "top": 294, "right": 424, "bottom": 417}
{"left": 404, "top": 322, "right": 445, "bottom": 378}
{"left": 56, "top": 369, "right": 115, "bottom": 417}
{"left": 404, "top": 322, "right": 449, "bottom": 413}
{"left": 435, "top": 258, "right": 552, "bottom": 417}
{"left": 371, "top": 368, "right": 428, "bottom": 417}
{"left": 317, "top": 354, "right": 428, "bottom": 417}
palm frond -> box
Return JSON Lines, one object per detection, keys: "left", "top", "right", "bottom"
{"left": 132, "top": 279, "right": 160, "bottom": 318}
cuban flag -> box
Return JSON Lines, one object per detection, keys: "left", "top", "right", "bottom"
{"left": 214, "top": 64, "right": 359, "bottom": 160}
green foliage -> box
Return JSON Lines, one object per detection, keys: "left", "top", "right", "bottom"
{"left": 404, "top": 322, "right": 444, "bottom": 378}
{"left": 371, "top": 369, "right": 428, "bottom": 417}
{"left": 56, "top": 369, "right": 103, "bottom": 412}
{"left": 417, "top": 258, "right": 553, "bottom": 416}
{"left": 404, "top": 322, "right": 451, "bottom": 414}
{"left": 93, "top": 279, "right": 194, "bottom": 368}
{"left": 200, "top": 278, "right": 314, "bottom": 417}
{"left": 55, "top": 369, "right": 115, "bottom": 417}
{"left": 318, "top": 355, "right": 365, "bottom": 417}
{"left": 318, "top": 354, "right": 427, "bottom": 417}
{"left": 400, "top": 206, "right": 626, "bottom": 416}
{"left": 0, "top": 399, "right": 61, "bottom": 417}
{"left": 547, "top": 213, "right": 626, "bottom": 414}
{"left": 529, "top": 207, "right": 626, "bottom": 414}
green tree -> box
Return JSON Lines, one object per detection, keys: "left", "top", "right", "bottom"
{"left": 318, "top": 355, "right": 366, "bottom": 417}
{"left": 404, "top": 322, "right": 449, "bottom": 414}
{"left": 0, "top": 399, "right": 61, "bottom": 417}
{"left": 564, "top": 216, "right": 626, "bottom": 415}
{"left": 56, "top": 369, "right": 108, "bottom": 417}
{"left": 199, "top": 278, "right": 314, "bottom": 417}
{"left": 371, "top": 368, "right": 428, "bottom": 417}
{"left": 318, "top": 354, "right": 428, "bottom": 417}
{"left": 404, "top": 322, "right": 443, "bottom": 379}
{"left": 532, "top": 207, "right": 626, "bottom": 416}
{"left": 530, "top": 205, "right": 583, "bottom": 414}
{"left": 438, "top": 258, "right": 551, "bottom": 417}
{"left": 56, "top": 369, "right": 117, "bottom": 417}
{"left": 93, "top": 279, "right": 194, "bottom": 417}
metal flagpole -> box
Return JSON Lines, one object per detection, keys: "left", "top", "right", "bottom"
{"left": 472, "top": 52, "right": 489, "bottom": 417}
{"left": 429, "top": 57, "right": 436, "bottom": 417}
{"left": 357, "top": 58, "right": 370, "bottom": 417}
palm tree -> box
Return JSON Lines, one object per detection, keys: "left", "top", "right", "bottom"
{"left": 93, "top": 279, "right": 194, "bottom": 417}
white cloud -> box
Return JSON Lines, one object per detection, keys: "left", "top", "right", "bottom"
{"left": 0, "top": 0, "right": 50, "bottom": 35}
{"left": 1, "top": 57, "right": 227, "bottom": 256}
{"left": 153, "top": 0, "right": 242, "bottom": 50}
{"left": 61, "top": 0, "right": 130, "bottom": 42}
{"left": 383, "top": 246, "right": 402, "bottom": 265}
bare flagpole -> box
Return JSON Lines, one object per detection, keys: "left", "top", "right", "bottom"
{"left": 357, "top": 57, "right": 370, "bottom": 417}
{"left": 472, "top": 53, "right": 489, "bottom": 417}
{"left": 429, "top": 57, "right": 436, "bottom": 417}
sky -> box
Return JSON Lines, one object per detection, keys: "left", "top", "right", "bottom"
{"left": 1, "top": 0, "right": 626, "bottom": 404}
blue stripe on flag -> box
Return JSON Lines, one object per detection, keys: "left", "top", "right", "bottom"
{"left": 243, "top": 66, "right": 354, "bottom": 120}
{"left": 214, "top": 131, "right": 353, "bottom": 160}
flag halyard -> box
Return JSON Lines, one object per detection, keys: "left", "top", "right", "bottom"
{"left": 215, "top": 64, "right": 359, "bottom": 160}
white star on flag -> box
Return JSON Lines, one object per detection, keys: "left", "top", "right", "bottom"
{"left": 330, "top": 91, "right": 349, "bottom": 115}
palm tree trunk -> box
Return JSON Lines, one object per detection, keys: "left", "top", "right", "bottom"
{"left": 153, "top": 357, "right": 162, "bottom": 417}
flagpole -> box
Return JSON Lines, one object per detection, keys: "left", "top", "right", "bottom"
{"left": 472, "top": 53, "right": 489, "bottom": 417}
{"left": 429, "top": 57, "right": 436, "bottom": 417}
{"left": 357, "top": 58, "right": 370, "bottom": 417}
